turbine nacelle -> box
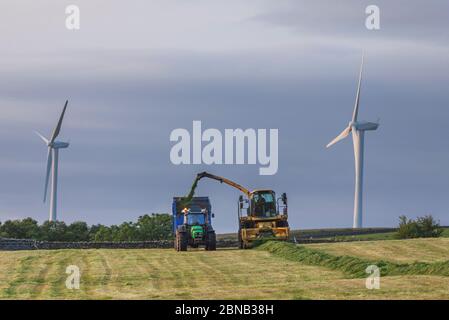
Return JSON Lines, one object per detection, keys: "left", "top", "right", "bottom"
{"left": 35, "top": 132, "right": 69, "bottom": 149}
{"left": 351, "top": 121, "right": 379, "bottom": 131}
{"left": 51, "top": 141, "right": 70, "bottom": 149}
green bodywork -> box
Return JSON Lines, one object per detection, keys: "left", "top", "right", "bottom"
{"left": 190, "top": 225, "right": 204, "bottom": 239}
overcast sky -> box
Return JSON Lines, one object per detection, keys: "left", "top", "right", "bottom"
{"left": 0, "top": 0, "right": 448, "bottom": 232}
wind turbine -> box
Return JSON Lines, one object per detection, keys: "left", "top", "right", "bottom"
{"left": 36, "top": 100, "right": 70, "bottom": 222}
{"left": 326, "top": 56, "right": 379, "bottom": 228}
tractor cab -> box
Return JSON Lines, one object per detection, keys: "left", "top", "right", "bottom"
{"left": 183, "top": 208, "right": 208, "bottom": 225}
{"left": 172, "top": 197, "right": 217, "bottom": 251}
{"left": 182, "top": 208, "right": 208, "bottom": 241}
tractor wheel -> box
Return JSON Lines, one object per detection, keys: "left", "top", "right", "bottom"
{"left": 176, "top": 231, "right": 188, "bottom": 251}
{"left": 238, "top": 229, "right": 244, "bottom": 249}
{"left": 206, "top": 231, "right": 216, "bottom": 251}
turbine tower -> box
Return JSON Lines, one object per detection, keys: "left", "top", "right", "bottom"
{"left": 326, "top": 56, "right": 379, "bottom": 228}
{"left": 36, "top": 100, "right": 70, "bottom": 222}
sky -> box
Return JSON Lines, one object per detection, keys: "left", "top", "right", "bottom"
{"left": 0, "top": 0, "right": 448, "bottom": 232}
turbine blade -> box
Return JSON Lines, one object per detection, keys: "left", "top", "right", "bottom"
{"left": 50, "top": 100, "right": 68, "bottom": 143}
{"left": 43, "top": 148, "right": 52, "bottom": 203}
{"left": 326, "top": 126, "right": 351, "bottom": 148}
{"left": 34, "top": 131, "right": 49, "bottom": 144}
{"left": 351, "top": 53, "right": 364, "bottom": 122}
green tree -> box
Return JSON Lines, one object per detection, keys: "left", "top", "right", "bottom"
{"left": 89, "top": 224, "right": 104, "bottom": 241}
{"left": 416, "top": 215, "right": 443, "bottom": 238}
{"left": 66, "top": 221, "right": 90, "bottom": 241}
{"left": 395, "top": 215, "right": 443, "bottom": 239}
{"left": 0, "top": 213, "right": 175, "bottom": 242}
{"left": 94, "top": 225, "right": 113, "bottom": 241}
{"left": 113, "top": 222, "right": 138, "bottom": 241}
{"left": 136, "top": 214, "right": 172, "bottom": 240}
{"left": 39, "top": 221, "right": 68, "bottom": 241}
{"left": 0, "top": 218, "right": 40, "bottom": 239}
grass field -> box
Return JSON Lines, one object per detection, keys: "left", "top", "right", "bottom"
{"left": 333, "top": 232, "right": 397, "bottom": 241}
{"left": 307, "top": 238, "right": 449, "bottom": 263}
{"left": 333, "top": 227, "right": 449, "bottom": 241}
{"left": 1, "top": 238, "right": 449, "bottom": 299}
{"left": 219, "top": 227, "right": 449, "bottom": 242}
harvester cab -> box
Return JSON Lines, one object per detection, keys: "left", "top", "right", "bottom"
{"left": 238, "top": 190, "right": 289, "bottom": 248}
{"left": 172, "top": 197, "right": 216, "bottom": 251}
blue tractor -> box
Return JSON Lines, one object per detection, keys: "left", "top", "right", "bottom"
{"left": 172, "top": 197, "right": 216, "bottom": 251}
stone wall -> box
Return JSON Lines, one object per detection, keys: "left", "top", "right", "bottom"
{"left": 0, "top": 237, "right": 384, "bottom": 251}
{"left": 0, "top": 238, "right": 239, "bottom": 251}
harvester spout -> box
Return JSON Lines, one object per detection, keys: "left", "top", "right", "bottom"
{"left": 196, "top": 171, "right": 252, "bottom": 197}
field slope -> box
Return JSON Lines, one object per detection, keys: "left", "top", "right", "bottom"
{"left": 0, "top": 238, "right": 449, "bottom": 299}
{"left": 306, "top": 238, "right": 449, "bottom": 263}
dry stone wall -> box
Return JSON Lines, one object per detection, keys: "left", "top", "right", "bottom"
{"left": 0, "top": 238, "right": 239, "bottom": 250}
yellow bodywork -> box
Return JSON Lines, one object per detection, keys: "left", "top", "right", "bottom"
{"left": 190, "top": 172, "right": 290, "bottom": 248}
{"left": 240, "top": 215, "right": 289, "bottom": 247}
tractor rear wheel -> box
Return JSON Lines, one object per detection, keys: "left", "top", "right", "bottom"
{"left": 176, "top": 231, "right": 188, "bottom": 251}
{"left": 206, "top": 231, "right": 216, "bottom": 251}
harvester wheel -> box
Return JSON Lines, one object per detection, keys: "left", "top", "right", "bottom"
{"left": 206, "top": 231, "right": 216, "bottom": 251}
{"left": 176, "top": 231, "right": 188, "bottom": 251}
{"left": 238, "top": 230, "right": 243, "bottom": 249}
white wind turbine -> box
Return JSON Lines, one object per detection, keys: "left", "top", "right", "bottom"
{"left": 35, "top": 100, "right": 70, "bottom": 222}
{"left": 326, "top": 56, "right": 379, "bottom": 228}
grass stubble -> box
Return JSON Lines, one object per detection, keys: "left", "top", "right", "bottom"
{"left": 0, "top": 238, "right": 448, "bottom": 300}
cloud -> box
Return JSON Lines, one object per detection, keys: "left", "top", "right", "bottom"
{"left": 0, "top": 1, "right": 447, "bottom": 230}
{"left": 250, "top": 0, "right": 449, "bottom": 48}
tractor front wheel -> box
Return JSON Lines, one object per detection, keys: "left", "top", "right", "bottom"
{"left": 176, "top": 231, "right": 188, "bottom": 251}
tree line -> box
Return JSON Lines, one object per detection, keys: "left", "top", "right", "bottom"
{"left": 0, "top": 214, "right": 173, "bottom": 242}
{"left": 395, "top": 215, "right": 443, "bottom": 239}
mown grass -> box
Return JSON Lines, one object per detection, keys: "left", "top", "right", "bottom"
{"left": 442, "top": 228, "right": 449, "bottom": 237}
{"left": 1, "top": 238, "right": 449, "bottom": 300}
{"left": 333, "top": 227, "right": 449, "bottom": 241}
{"left": 258, "top": 241, "right": 449, "bottom": 278}
{"left": 334, "top": 232, "right": 397, "bottom": 241}
{"left": 0, "top": 248, "right": 342, "bottom": 299}
{"left": 220, "top": 227, "right": 449, "bottom": 242}
{"left": 307, "top": 237, "right": 449, "bottom": 263}
{"left": 218, "top": 227, "right": 398, "bottom": 241}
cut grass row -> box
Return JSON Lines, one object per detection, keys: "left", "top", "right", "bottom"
{"left": 0, "top": 248, "right": 343, "bottom": 299}
{"left": 307, "top": 237, "right": 449, "bottom": 263}
{"left": 333, "top": 228, "right": 449, "bottom": 241}
{"left": 258, "top": 241, "right": 449, "bottom": 278}
{"left": 218, "top": 227, "right": 449, "bottom": 242}
{"left": 1, "top": 238, "right": 449, "bottom": 299}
